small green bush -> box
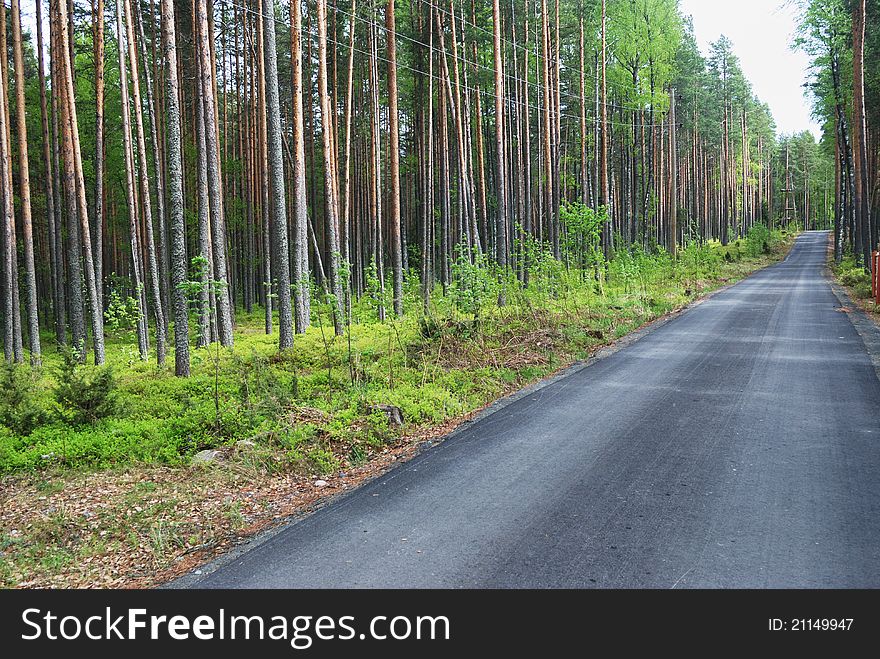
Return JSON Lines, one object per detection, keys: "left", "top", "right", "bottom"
{"left": 839, "top": 267, "right": 870, "bottom": 289}
{"left": 54, "top": 350, "right": 119, "bottom": 426}
{"left": 745, "top": 224, "right": 772, "bottom": 257}
{"left": 0, "top": 363, "right": 48, "bottom": 435}
{"left": 450, "top": 243, "right": 497, "bottom": 318}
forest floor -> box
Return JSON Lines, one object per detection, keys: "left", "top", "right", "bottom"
{"left": 0, "top": 232, "right": 794, "bottom": 588}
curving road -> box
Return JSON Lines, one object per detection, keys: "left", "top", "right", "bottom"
{"left": 178, "top": 231, "right": 880, "bottom": 588}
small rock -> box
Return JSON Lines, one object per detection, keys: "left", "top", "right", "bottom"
{"left": 235, "top": 440, "right": 256, "bottom": 451}
{"left": 314, "top": 480, "right": 329, "bottom": 488}
{"left": 194, "top": 569, "right": 203, "bottom": 575}
{"left": 369, "top": 404, "right": 404, "bottom": 427}
{"left": 193, "top": 449, "right": 222, "bottom": 464}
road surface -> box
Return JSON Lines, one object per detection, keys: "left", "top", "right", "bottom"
{"left": 180, "top": 231, "right": 880, "bottom": 588}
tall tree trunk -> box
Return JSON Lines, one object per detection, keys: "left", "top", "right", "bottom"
{"left": 316, "top": 0, "right": 344, "bottom": 334}
{"left": 36, "top": 0, "right": 65, "bottom": 346}
{"left": 115, "top": 0, "right": 149, "bottom": 360}
{"left": 1, "top": 1, "right": 22, "bottom": 363}
{"left": 600, "top": 0, "right": 610, "bottom": 253}
{"left": 11, "top": 0, "right": 40, "bottom": 364}
{"left": 51, "top": 8, "right": 86, "bottom": 358}
{"left": 124, "top": 0, "right": 166, "bottom": 365}
{"left": 196, "top": 0, "right": 234, "bottom": 345}
{"left": 57, "top": 0, "right": 105, "bottom": 364}
{"left": 387, "top": 0, "right": 404, "bottom": 316}
{"left": 135, "top": 0, "right": 170, "bottom": 332}
{"left": 93, "top": 0, "right": 105, "bottom": 314}
{"left": 852, "top": 0, "right": 871, "bottom": 267}
{"left": 262, "top": 0, "right": 294, "bottom": 348}
{"left": 291, "top": 0, "right": 311, "bottom": 332}
{"left": 540, "top": 0, "right": 552, "bottom": 257}
{"left": 341, "top": 0, "right": 357, "bottom": 302}
{"left": 367, "top": 15, "right": 386, "bottom": 320}
{"left": 669, "top": 88, "right": 677, "bottom": 257}
{"left": 160, "top": 0, "right": 190, "bottom": 376}
{"left": 493, "top": 0, "right": 508, "bottom": 273}
{"left": 256, "top": 0, "right": 273, "bottom": 336}
{"left": 0, "top": 26, "right": 15, "bottom": 363}
{"left": 195, "top": 63, "right": 215, "bottom": 349}
{"left": 579, "top": 12, "right": 588, "bottom": 206}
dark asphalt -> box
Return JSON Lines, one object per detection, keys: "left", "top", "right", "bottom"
{"left": 181, "top": 231, "right": 880, "bottom": 588}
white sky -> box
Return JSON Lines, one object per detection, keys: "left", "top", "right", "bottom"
{"left": 678, "top": 0, "right": 823, "bottom": 140}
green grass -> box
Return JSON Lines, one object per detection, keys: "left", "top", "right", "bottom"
{"left": 832, "top": 254, "right": 873, "bottom": 300}
{"left": 0, "top": 228, "right": 793, "bottom": 477}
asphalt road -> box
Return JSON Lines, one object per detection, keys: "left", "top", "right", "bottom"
{"left": 182, "top": 231, "right": 880, "bottom": 588}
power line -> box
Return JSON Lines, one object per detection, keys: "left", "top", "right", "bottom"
{"left": 209, "top": 0, "right": 666, "bottom": 131}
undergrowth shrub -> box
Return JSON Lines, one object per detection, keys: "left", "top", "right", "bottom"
{"left": 745, "top": 224, "right": 772, "bottom": 257}
{"left": 0, "top": 363, "right": 47, "bottom": 435}
{"left": 836, "top": 256, "right": 872, "bottom": 298}
{"left": 53, "top": 349, "right": 119, "bottom": 426}
{"left": 450, "top": 242, "right": 496, "bottom": 318}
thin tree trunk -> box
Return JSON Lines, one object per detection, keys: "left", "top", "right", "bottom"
{"left": 316, "top": 0, "right": 344, "bottom": 334}
{"left": 493, "top": 0, "right": 508, "bottom": 274}
{"left": 11, "top": 0, "right": 40, "bottom": 364}
{"left": 135, "top": 0, "right": 170, "bottom": 332}
{"left": 57, "top": 0, "right": 105, "bottom": 364}
{"left": 196, "top": 0, "right": 234, "bottom": 345}
{"left": 291, "top": 0, "right": 311, "bottom": 332}
{"left": 261, "top": 0, "right": 294, "bottom": 348}
{"left": 341, "top": 0, "right": 357, "bottom": 290}
{"left": 124, "top": 0, "right": 166, "bottom": 365}
{"left": 600, "top": 0, "right": 610, "bottom": 253}
{"left": 669, "top": 88, "right": 677, "bottom": 257}
{"left": 387, "top": 0, "right": 404, "bottom": 316}
{"left": 115, "top": 0, "right": 149, "bottom": 360}
{"left": 0, "top": 25, "right": 15, "bottom": 362}
{"left": 368, "top": 15, "right": 386, "bottom": 320}
{"left": 36, "top": 0, "right": 65, "bottom": 346}
{"left": 51, "top": 9, "right": 86, "bottom": 358}
{"left": 853, "top": 0, "right": 871, "bottom": 266}
{"left": 195, "top": 63, "right": 215, "bottom": 349}
{"left": 256, "top": 0, "right": 273, "bottom": 335}
{"left": 160, "top": 0, "right": 190, "bottom": 376}
{"left": 93, "top": 0, "right": 105, "bottom": 314}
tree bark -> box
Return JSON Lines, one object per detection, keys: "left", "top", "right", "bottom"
{"left": 852, "top": 0, "right": 871, "bottom": 267}
{"left": 291, "top": 0, "right": 311, "bottom": 332}
{"left": 11, "top": 0, "right": 40, "bottom": 364}
{"left": 160, "top": 0, "right": 190, "bottom": 376}
{"left": 115, "top": 0, "right": 150, "bottom": 361}
{"left": 93, "top": 0, "right": 105, "bottom": 314}
{"left": 36, "top": 0, "right": 65, "bottom": 346}
{"left": 124, "top": 0, "right": 166, "bottom": 364}
{"left": 196, "top": 0, "right": 234, "bottom": 345}
{"left": 261, "top": 0, "right": 294, "bottom": 348}
{"left": 57, "top": 0, "right": 105, "bottom": 364}
{"left": 493, "top": 0, "right": 508, "bottom": 271}
{"left": 387, "top": 0, "right": 404, "bottom": 316}
{"left": 316, "top": 0, "right": 345, "bottom": 334}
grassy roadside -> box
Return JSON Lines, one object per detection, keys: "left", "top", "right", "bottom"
{"left": 828, "top": 244, "right": 880, "bottom": 322}
{"left": 0, "top": 229, "right": 795, "bottom": 588}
